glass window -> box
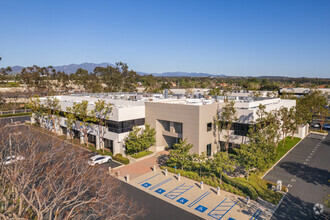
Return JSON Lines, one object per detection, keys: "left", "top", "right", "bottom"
{"left": 173, "top": 122, "right": 182, "bottom": 134}
{"left": 106, "top": 118, "right": 145, "bottom": 133}
{"left": 159, "top": 120, "right": 171, "bottom": 132}
{"left": 103, "top": 138, "right": 113, "bottom": 153}
{"left": 207, "top": 122, "right": 212, "bottom": 132}
{"left": 233, "top": 123, "right": 251, "bottom": 136}
{"left": 207, "top": 144, "right": 212, "bottom": 156}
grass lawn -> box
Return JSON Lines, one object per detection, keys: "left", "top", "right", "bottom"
{"left": 130, "top": 151, "right": 153, "bottom": 159}
{"left": 275, "top": 137, "right": 301, "bottom": 161}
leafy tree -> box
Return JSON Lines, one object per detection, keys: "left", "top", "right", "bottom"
{"left": 279, "top": 107, "right": 291, "bottom": 147}
{"left": 297, "top": 90, "right": 328, "bottom": 123}
{"left": 0, "top": 67, "right": 12, "bottom": 84}
{"left": 319, "top": 107, "right": 328, "bottom": 132}
{"left": 93, "top": 99, "right": 112, "bottom": 152}
{"left": 235, "top": 104, "right": 277, "bottom": 178}
{"left": 209, "top": 152, "right": 234, "bottom": 184}
{"left": 166, "top": 138, "right": 193, "bottom": 170}
{"left": 217, "top": 101, "right": 237, "bottom": 156}
{"left": 191, "top": 152, "right": 208, "bottom": 177}
{"left": 28, "top": 96, "right": 43, "bottom": 126}
{"left": 125, "top": 124, "right": 156, "bottom": 155}
{"left": 65, "top": 106, "right": 76, "bottom": 139}
{"left": 44, "top": 97, "right": 60, "bottom": 133}
{"left": 72, "top": 100, "right": 96, "bottom": 147}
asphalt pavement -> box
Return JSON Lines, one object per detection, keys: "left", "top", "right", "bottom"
{"left": 264, "top": 133, "right": 330, "bottom": 220}
{"left": 0, "top": 115, "right": 31, "bottom": 125}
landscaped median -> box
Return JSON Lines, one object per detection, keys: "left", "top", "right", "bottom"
{"left": 161, "top": 166, "right": 284, "bottom": 204}
{"left": 274, "top": 137, "right": 301, "bottom": 162}
{"left": 161, "top": 136, "right": 301, "bottom": 205}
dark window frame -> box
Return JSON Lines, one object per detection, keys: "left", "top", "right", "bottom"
{"left": 207, "top": 122, "right": 212, "bottom": 132}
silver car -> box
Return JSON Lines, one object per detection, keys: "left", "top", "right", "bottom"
{"left": 88, "top": 155, "right": 112, "bottom": 166}
{"left": 2, "top": 156, "right": 25, "bottom": 165}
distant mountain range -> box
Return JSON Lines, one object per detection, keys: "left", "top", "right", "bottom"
{"left": 6, "top": 62, "right": 227, "bottom": 77}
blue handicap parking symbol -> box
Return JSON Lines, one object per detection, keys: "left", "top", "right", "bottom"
{"left": 155, "top": 188, "right": 166, "bottom": 194}
{"left": 195, "top": 205, "right": 208, "bottom": 213}
{"left": 177, "top": 198, "right": 188, "bottom": 204}
{"left": 141, "top": 182, "right": 151, "bottom": 188}
{"left": 228, "top": 218, "right": 236, "bottom": 220}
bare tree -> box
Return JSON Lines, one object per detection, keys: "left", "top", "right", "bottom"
{"left": 0, "top": 126, "right": 143, "bottom": 220}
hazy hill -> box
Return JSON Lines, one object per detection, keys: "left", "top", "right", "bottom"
{"left": 6, "top": 62, "right": 227, "bottom": 77}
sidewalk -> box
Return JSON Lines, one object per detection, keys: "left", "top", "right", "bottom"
{"left": 113, "top": 151, "right": 168, "bottom": 180}
{"left": 128, "top": 170, "right": 273, "bottom": 220}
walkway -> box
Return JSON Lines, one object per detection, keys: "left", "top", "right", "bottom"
{"left": 114, "top": 151, "right": 168, "bottom": 180}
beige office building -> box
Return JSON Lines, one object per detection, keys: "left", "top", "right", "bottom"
{"left": 146, "top": 99, "right": 219, "bottom": 156}
{"left": 146, "top": 97, "right": 308, "bottom": 156}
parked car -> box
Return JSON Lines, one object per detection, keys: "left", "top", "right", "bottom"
{"left": 2, "top": 156, "right": 25, "bottom": 165}
{"left": 310, "top": 122, "right": 320, "bottom": 128}
{"left": 322, "top": 124, "right": 330, "bottom": 130}
{"left": 88, "top": 155, "right": 112, "bottom": 166}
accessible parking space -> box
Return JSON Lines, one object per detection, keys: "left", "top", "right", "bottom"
{"left": 131, "top": 171, "right": 272, "bottom": 220}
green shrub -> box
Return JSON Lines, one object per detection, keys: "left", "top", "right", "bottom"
{"left": 0, "top": 112, "right": 32, "bottom": 118}
{"left": 114, "top": 154, "right": 129, "bottom": 165}
{"left": 131, "top": 151, "right": 153, "bottom": 159}
{"left": 222, "top": 175, "right": 258, "bottom": 200}
{"left": 237, "top": 174, "right": 284, "bottom": 204}
{"left": 162, "top": 166, "right": 247, "bottom": 198}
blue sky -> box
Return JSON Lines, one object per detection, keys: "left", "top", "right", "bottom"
{"left": 0, "top": 0, "right": 329, "bottom": 77}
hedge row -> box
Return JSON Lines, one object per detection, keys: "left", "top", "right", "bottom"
{"left": 222, "top": 174, "right": 258, "bottom": 200}
{"left": 0, "top": 112, "right": 32, "bottom": 118}
{"left": 163, "top": 167, "right": 246, "bottom": 198}
{"left": 114, "top": 154, "right": 130, "bottom": 165}
{"left": 130, "top": 151, "right": 153, "bottom": 159}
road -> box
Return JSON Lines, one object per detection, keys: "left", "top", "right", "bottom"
{"left": 264, "top": 133, "right": 330, "bottom": 220}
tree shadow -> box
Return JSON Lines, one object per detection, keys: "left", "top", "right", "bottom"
{"left": 279, "top": 161, "right": 330, "bottom": 186}
{"left": 156, "top": 154, "right": 168, "bottom": 166}
{"left": 273, "top": 193, "right": 329, "bottom": 220}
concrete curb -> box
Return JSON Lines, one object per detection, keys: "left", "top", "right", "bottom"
{"left": 309, "top": 131, "right": 328, "bottom": 136}
{"left": 261, "top": 137, "right": 304, "bottom": 179}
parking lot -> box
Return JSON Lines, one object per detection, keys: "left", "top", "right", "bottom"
{"left": 129, "top": 170, "right": 272, "bottom": 220}
{"left": 264, "top": 133, "right": 330, "bottom": 219}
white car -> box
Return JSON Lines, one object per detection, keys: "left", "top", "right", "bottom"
{"left": 88, "top": 155, "right": 112, "bottom": 166}
{"left": 2, "top": 156, "right": 25, "bottom": 165}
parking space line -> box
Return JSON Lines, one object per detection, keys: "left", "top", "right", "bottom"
{"left": 164, "top": 183, "right": 193, "bottom": 200}
{"left": 250, "top": 209, "right": 262, "bottom": 220}
{"left": 149, "top": 178, "right": 173, "bottom": 190}
{"left": 208, "top": 198, "right": 237, "bottom": 220}
{"left": 137, "top": 174, "right": 160, "bottom": 184}
{"left": 187, "top": 191, "right": 210, "bottom": 208}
